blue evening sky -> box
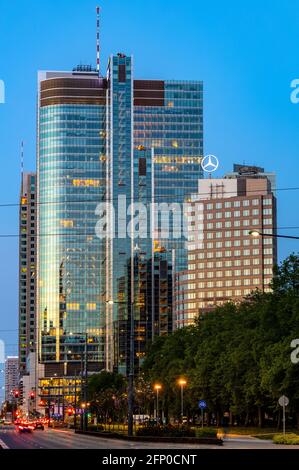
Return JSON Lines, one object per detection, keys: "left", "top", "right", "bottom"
{"left": 0, "top": 0, "right": 299, "bottom": 394}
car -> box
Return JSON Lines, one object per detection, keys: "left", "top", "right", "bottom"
{"left": 17, "top": 422, "right": 34, "bottom": 433}
{"left": 32, "top": 421, "right": 44, "bottom": 430}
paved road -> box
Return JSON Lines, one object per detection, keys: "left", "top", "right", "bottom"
{"left": 1, "top": 425, "right": 299, "bottom": 449}
{"left": 0, "top": 426, "right": 218, "bottom": 449}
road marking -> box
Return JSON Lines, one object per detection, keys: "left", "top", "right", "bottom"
{"left": 0, "top": 438, "right": 9, "bottom": 449}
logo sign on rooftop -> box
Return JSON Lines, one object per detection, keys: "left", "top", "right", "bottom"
{"left": 201, "top": 155, "right": 219, "bottom": 173}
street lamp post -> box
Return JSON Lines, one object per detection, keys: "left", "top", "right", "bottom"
{"left": 178, "top": 379, "right": 187, "bottom": 422}
{"left": 154, "top": 384, "right": 162, "bottom": 423}
{"left": 249, "top": 230, "right": 299, "bottom": 240}
{"left": 128, "top": 299, "right": 134, "bottom": 437}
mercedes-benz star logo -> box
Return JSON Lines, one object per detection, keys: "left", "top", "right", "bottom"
{"left": 201, "top": 154, "right": 219, "bottom": 173}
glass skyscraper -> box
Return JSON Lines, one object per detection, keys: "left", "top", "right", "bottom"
{"left": 37, "top": 68, "right": 106, "bottom": 382}
{"left": 36, "top": 56, "right": 203, "bottom": 386}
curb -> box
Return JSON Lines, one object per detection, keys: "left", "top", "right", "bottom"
{"left": 75, "top": 430, "right": 223, "bottom": 445}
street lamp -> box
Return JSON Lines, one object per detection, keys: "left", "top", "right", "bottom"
{"left": 178, "top": 379, "right": 187, "bottom": 422}
{"left": 249, "top": 230, "right": 299, "bottom": 240}
{"left": 153, "top": 384, "right": 162, "bottom": 424}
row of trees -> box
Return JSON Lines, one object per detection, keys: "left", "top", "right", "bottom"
{"left": 87, "top": 254, "right": 299, "bottom": 428}
{"left": 142, "top": 254, "right": 299, "bottom": 428}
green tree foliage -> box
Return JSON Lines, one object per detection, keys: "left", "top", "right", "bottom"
{"left": 87, "top": 371, "right": 127, "bottom": 422}
{"left": 142, "top": 254, "right": 299, "bottom": 427}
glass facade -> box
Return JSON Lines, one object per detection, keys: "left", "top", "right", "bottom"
{"left": 38, "top": 78, "right": 106, "bottom": 373}
{"left": 37, "top": 59, "right": 204, "bottom": 378}
{"left": 134, "top": 80, "right": 203, "bottom": 252}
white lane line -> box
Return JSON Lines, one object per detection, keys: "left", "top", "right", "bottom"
{"left": 0, "top": 438, "right": 10, "bottom": 449}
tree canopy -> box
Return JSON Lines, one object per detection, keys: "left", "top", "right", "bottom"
{"left": 142, "top": 254, "right": 299, "bottom": 427}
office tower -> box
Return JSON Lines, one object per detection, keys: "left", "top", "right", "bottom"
{"left": 134, "top": 78, "right": 203, "bottom": 271}
{"left": 36, "top": 54, "right": 203, "bottom": 389}
{"left": 19, "top": 173, "right": 37, "bottom": 375}
{"left": 37, "top": 66, "right": 106, "bottom": 392}
{"left": 103, "top": 55, "right": 135, "bottom": 374}
{"left": 5, "top": 357, "right": 19, "bottom": 403}
{"left": 174, "top": 164, "right": 277, "bottom": 328}
{"left": 103, "top": 55, "right": 203, "bottom": 373}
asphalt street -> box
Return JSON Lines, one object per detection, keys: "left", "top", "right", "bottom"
{"left": 0, "top": 425, "right": 299, "bottom": 449}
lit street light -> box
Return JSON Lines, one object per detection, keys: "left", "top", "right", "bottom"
{"left": 154, "top": 384, "right": 162, "bottom": 424}
{"left": 249, "top": 230, "right": 299, "bottom": 240}
{"left": 178, "top": 379, "right": 187, "bottom": 422}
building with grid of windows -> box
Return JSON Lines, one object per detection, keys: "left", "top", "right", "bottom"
{"left": 36, "top": 54, "right": 203, "bottom": 391}
{"left": 5, "top": 357, "right": 19, "bottom": 403}
{"left": 102, "top": 56, "right": 203, "bottom": 374}
{"left": 19, "top": 173, "right": 37, "bottom": 375}
{"left": 37, "top": 66, "right": 106, "bottom": 384}
{"left": 174, "top": 165, "right": 277, "bottom": 328}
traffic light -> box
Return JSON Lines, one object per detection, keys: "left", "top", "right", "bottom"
{"left": 30, "top": 391, "right": 35, "bottom": 400}
{"left": 14, "top": 390, "right": 19, "bottom": 399}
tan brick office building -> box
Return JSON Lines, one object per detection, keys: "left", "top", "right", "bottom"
{"left": 174, "top": 165, "right": 277, "bottom": 328}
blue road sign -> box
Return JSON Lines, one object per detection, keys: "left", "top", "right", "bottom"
{"left": 198, "top": 400, "right": 207, "bottom": 409}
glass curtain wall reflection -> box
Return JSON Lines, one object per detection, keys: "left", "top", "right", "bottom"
{"left": 37, "top": 70, "right": 106, "bottom": 378}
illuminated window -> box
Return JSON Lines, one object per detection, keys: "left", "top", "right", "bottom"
{"left": 60, "top": 219, "right": 74, "bottom": 228}
{"left": 66, "top": 303, "right": 80, "bottom": 311}
{"left": 72, "top": 179, "right": 101, "bottom": 187}
{"left": 86, "top": 303, "right": 97, "bottom": 311}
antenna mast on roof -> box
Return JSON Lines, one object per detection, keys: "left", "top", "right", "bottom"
{"left": 96, "top": 6, "right": 101, "bottom": 76}
{"left": 21, "top": 140, "right": 24, "bottom": 175}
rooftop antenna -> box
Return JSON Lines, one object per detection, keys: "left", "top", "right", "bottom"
{"left": 21, "top": 140, "right": 24, "bottom": 175}
{"left": 96, "top": 6, "right": 101, "bottom": 75}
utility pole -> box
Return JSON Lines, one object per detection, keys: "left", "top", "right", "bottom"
{"left": 74, "top": 369, "right": 77, "bottom": 430}
{"left": 84, "top": 333, "right": 88, "bottom": 431}
{"left": 80, "top": 352, "right": 84, "bottom": 431}
{"left": 127, "top": 300, "right": 134, "bottom": 437}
